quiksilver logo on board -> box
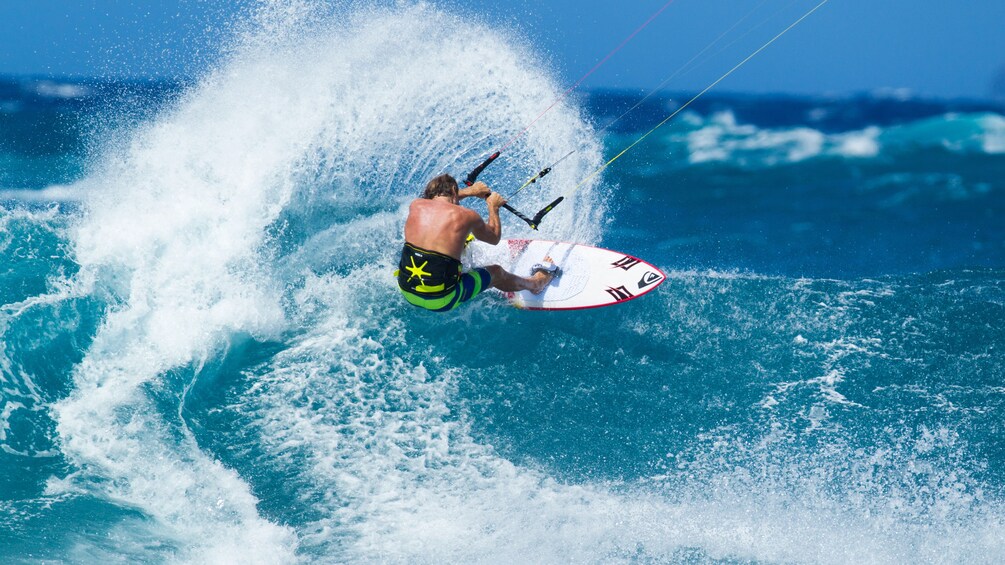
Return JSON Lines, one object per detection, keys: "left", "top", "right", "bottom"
{"left": 638, "top": 271, "right": 662, "bottom": 289}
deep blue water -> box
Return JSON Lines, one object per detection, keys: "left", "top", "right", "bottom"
{"left": 2, "top": 3, "right": 1005, "bottom": 563}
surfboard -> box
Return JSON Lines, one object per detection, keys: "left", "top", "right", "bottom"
{"left": 489, "top": 239, "right": 666, "bottom": 311}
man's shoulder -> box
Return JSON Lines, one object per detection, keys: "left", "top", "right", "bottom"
{"left": 410, "top": 198, "right": 478, "bottom": 222}
{"left": 457, "top": 204, "right": 482, "bottom": 223}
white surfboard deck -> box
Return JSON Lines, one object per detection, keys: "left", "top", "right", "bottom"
{"left": 478, "top": 239, "right": 666, "bottom": 310}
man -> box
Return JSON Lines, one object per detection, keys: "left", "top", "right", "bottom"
{"left": 397, "top": 174, "right": 558, "bottom": 312}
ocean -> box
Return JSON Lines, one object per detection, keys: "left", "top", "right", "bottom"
{"left": 2, "top": 4, "right": 1005, "bottom": 563}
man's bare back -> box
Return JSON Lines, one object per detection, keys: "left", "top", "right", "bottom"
{"left": 397, "top": 175, "right": 555, "bottom": 312}
{"left": 404, "top": 197, "right": 491, "bottom": 260}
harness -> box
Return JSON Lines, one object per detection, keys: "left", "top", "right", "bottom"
{"left": 397, "top": 242, "right": 462, "bottom": 297}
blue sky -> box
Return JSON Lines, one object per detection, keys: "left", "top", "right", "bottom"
{"left": 2, "top": 0, "right": 1004, "bottom": 100}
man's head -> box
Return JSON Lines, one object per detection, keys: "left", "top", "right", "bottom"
{"left": 422, "top": 174, "right": 459, "bottom": 200}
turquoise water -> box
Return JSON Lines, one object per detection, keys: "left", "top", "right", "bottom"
{"left": 2, "top": 3, "right": 1005, "bottom": 563}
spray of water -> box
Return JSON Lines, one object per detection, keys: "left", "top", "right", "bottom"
{"left": 50, "top": 2, "right": 603, "bottom": 560}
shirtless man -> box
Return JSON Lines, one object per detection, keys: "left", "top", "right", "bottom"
{"left": 397, "top": 174, "right": 557, "bottom": 312}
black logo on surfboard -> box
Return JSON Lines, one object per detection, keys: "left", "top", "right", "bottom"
{"left": 605, "top": 285, "right": 635, "bottom": 302}
{"left": 638, "top": 271, "right": 663, "bottom": 289}
{"left": 611, "top": 256, "right": 641, "bottom": 270}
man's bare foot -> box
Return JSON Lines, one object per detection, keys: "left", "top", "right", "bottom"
{"left": 529, "top": 262, "right": 561, "bottom": 294}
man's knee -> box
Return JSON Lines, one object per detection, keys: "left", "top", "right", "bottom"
{"left": 483, "top": 265, "right": 505, "bottom": 288}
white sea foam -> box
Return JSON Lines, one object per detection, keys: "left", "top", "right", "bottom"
{"left": 0, "top": 184, "right": 85, "bottom": 202}
{"left": 31, "top": 80, "right": 91, "bottom": 100}
{"left": 685, "top": 111, "right": 883, "bottom": 166}
{"left": 833, "top": 126, "right": 881, "bottom": 157}
{"left": 981, "top": 113, "right": 1005, "bottom": 153}
{"left": 879, "top": 112, "right": 1005, "bottom": 156}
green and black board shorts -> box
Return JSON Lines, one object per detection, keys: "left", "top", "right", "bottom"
{"left": 397, "top": 243, "right": 492, "bottom": 312}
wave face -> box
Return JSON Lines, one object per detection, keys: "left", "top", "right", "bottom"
{"left": 2, "top": 2, "right": 1005, "bottom": 564}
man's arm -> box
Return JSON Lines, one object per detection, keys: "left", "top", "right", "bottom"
{"left": 469, "top": 192, "right": 505, "bottom": 245}
{"left": 457, "top": 181, "right": 491, "bottom": 201}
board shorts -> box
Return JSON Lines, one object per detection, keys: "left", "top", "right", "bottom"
{"left": 396, "top": 242, "right": 492, "bottom": 312}
{"left": 399, "top": 267, "right": 492, "bottom": 312}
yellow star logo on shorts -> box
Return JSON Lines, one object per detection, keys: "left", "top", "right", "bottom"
{"left": 405, "top": 257, "right": 432, "bottom": 284}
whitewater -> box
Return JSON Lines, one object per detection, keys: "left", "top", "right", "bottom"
{"left": 2, "top": 2, "right": 1005, "bottom": 564}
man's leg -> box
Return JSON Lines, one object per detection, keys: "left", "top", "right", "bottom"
{"left": 484, "top": 265, "right": 553, "bottom": 294}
